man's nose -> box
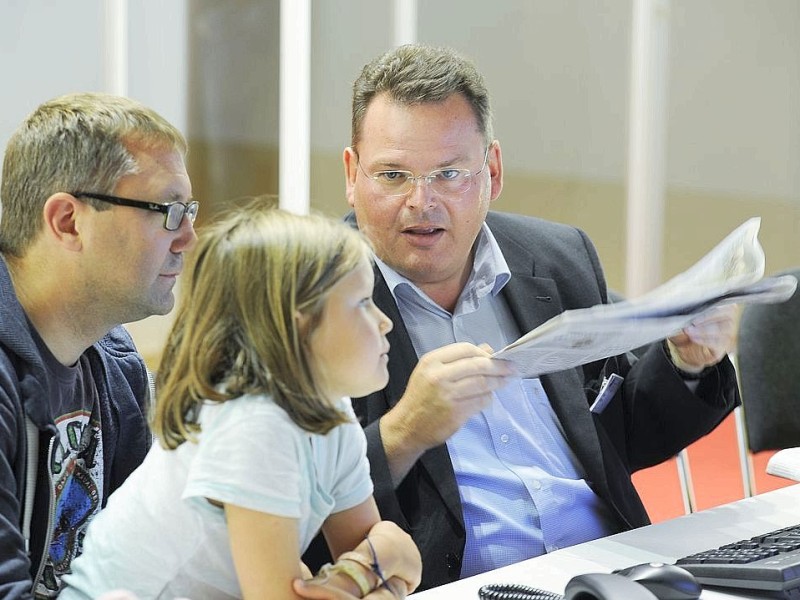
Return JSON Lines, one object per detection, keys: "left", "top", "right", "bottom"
{"left": 171, "top": 214, "right": 198, "bottom": 252}
{"left": 404, "top": 176, "right": 437, "bottom": 209}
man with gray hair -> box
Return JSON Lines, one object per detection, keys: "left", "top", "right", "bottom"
{"left": 0, "top": 92, "right": 198, "bottom": 598}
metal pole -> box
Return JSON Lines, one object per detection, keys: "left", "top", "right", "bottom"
{"left": 279, "top": 0, "right": 311, "bottom": 214}
{"left": 393, "top": 0, "right": 418, "bottom": 46}
{"left": 104, "top": 0, "right": 128, "bottom": 96}
{"left": 627, "top": 0, "right": 697, "bottom": 514}
{"left": 625, "top": 0, "right": 670, "bottom": 298}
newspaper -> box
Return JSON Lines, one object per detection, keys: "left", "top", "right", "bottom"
{"left": 492, "top": 217, "right": 798, "bottom": 378}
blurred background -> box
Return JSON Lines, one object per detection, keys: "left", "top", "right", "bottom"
{"left": 3, "top": 0, "right": 797, "bottom": 365}
{"left": 2, "top": 0, "right": 798, "bottom": 517}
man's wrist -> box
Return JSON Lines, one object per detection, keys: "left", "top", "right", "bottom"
{"left": 663, "top": 340, "right": 714, "bottom": 380}
{"left": 379, "top": 413, "right": 424, "bottom": 487}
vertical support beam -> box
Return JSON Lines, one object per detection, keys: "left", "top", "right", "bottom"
{"left": 103, "top": 0, "right": 128, "bottom": 96}
{"left": 675, "top": 451, "right": 697, "bottom": 514}
{"left": 734, "top": 406, "right": 757, "bottom": 497}
{"left": 625, "top": 0, "right": 670, "bottom": 298}
{"left": 627, "top": 0, "right": 696, "bottom": 514}
{"left": 279, "top": 0, "right": 311, "bottom": 215}
{"left": 393, "top": 0, "right": 418, "bottom": 46}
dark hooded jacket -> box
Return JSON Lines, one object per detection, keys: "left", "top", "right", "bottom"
{"left": 0, "top": 257, "right": 151, "bottom": 598}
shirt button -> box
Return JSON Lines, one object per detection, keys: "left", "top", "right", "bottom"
{"left": 500, "top": 434, "right": 509, "bottom": 443}
{"left": 532, "top": 480, "right": 542, "bottom": 490}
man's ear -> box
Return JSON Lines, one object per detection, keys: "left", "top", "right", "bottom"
{"left": 487, "top": 140, "right": 504, "bottom": 202}
{"left": 42, "top": 193, "right": 83, "bottom": 251}
{"left": 343, "top": 147, "right": 358, "bottom": 208}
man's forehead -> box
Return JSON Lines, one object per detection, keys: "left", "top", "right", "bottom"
{"left": 114, "top": 144, "right": 191, "bottom": 200}
{"left": 360, "top": 96, "right": 482, "bottom": 144}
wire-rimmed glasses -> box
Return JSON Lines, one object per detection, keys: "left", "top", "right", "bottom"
{"left": 73, "top": 192, "right": 199, "bottom": 231}
{"left": 355, "top": 146, "right": 490, "bottom": 198}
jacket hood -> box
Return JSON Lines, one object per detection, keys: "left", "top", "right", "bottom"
{"left": 0, "top": 255, "right": 55, "bottom": 427}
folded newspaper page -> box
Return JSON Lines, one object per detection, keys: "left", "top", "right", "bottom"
{"left": 492, "top": 217, "right": 798, "bottom": 378}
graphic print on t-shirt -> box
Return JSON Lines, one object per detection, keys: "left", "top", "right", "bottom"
{"left": 36, "top": 410, "right": 104, "bottom": 598}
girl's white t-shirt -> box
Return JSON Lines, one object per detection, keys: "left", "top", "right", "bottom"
{"left": 62, "top": 394, "right": 372, "bottom": 599}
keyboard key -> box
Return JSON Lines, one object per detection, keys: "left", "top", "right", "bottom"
{"left": 675, "top": 524, "right": 800, "bottom": 597}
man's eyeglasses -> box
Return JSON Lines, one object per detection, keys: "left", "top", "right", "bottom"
{"left": 73, "top": 192, "right": 199, "bottom": 231}
{"left": 355, "top": 147, "right": 490, "bottom": 198}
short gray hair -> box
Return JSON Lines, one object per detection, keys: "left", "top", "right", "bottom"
{"left": 351, "top": 44, "right": 493, "bottom": 148}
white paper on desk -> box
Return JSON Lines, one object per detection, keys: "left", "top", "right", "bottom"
{"left": 766, "top": 449, "right": 800, "bottom": 482}
{"left": 492, "top": 218, "right": 798, "bottom": 379}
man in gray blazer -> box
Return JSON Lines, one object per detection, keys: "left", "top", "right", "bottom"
{"left": 313, "top": 44, "right": 739, "bottom": 592}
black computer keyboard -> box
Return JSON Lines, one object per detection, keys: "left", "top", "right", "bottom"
{"left": 675, "top": 523, "right": 800, "bottom": 598}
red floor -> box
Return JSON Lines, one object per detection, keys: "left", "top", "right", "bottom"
{"left": 632, "top": 412, "right": 795, "bottom": 523}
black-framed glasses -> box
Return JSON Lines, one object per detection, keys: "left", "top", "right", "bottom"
{"left": 355, "top": 146, "right": 491, "bottom": 198}
{"left": 73, "top": 192, "right": 199, "bottom": 231}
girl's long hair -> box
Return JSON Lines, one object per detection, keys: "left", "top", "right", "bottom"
{"left": 152, "top": 198, "right": 373, "bottom": 449}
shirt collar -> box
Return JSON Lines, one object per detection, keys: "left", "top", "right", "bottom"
{"left": 375, "top": 222, "right": 511, "bottom": 306}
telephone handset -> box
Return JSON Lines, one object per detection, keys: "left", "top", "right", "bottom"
{"left": 479, "top": 563, "right": 702, "bottom": 600}
{"left": 479, "top": 573, "right": 659, "bottom": 600}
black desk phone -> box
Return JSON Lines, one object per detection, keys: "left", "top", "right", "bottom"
{"left": 478, "top": 562, "right": 702, "bottom": 600}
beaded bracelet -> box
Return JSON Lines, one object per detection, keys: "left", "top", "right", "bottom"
{"left": 339, "top": 551, "right": 376, "bottom": 574}
{"left": 317, "top": 560, "right": 372, "bottom": 597}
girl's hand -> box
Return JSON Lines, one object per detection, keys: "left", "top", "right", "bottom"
{"left": 293, "top": 576, "right": 407, "bottom": 599}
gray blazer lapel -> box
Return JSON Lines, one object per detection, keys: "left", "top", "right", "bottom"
{"left": 501, "top": 266, "right": 609, "bottom": 495}
{"left": 372, "top": 267, "right": 465, "bottom": 527}
{"left": 374, "top": 274, "right": 417, "bottom": 410}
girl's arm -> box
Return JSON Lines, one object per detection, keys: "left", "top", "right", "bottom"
{"left": 320, "top": 497, "right": 381, "bottom": 559}
{"left": 315, "top": 500, "right": 421, "bottom": 597}
{"left": 226, "top": 503, "right": 304, "bottom": 600}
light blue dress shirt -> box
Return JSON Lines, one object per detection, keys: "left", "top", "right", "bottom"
{"left": 376, "top": 224, "right": 617, "bottom": 577}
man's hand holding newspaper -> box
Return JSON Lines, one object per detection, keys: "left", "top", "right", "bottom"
{"left": 492, "top": 217, "right": 798, "bottom": 378}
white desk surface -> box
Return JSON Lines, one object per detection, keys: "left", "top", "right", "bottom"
{"left": 410, "top": 484, "right": 800, "bottom": 599}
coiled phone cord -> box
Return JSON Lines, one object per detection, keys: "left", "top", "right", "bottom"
{"left": 478, "top": 583, "right": 564, "bottom": 600}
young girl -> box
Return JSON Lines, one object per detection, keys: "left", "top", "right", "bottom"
{"left": 62, "top": 201, "right": 421, "bottom": 599}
